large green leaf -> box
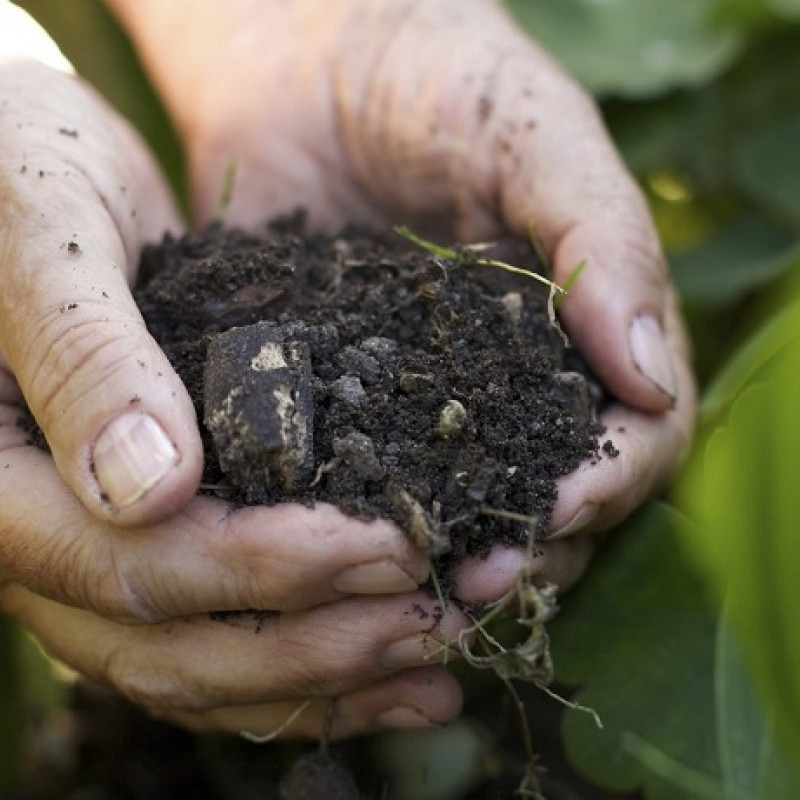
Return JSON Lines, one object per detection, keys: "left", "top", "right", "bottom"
{"left": 680, "top": 300, "right": 800, "bottom": 767}
{"left": 550, "top": 500, "right": 800, "bottom": 799}
{"left": 700, "top": 298, "right": 800, "bottom": 420}
{"left": 504, "top": 0, "right": 744, "bottom": 98}
{"left": 549, "top": 503, "right": 720, "bottom": 798}
{"left": 715, "top": 617, "right": 800, "bottom": 800}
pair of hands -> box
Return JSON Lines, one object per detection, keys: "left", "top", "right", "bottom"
{"left": 0, "top": 0, "right": 694, "bottom": 740}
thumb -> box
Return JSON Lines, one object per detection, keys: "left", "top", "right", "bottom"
{"left": 549, "top": 184, "right": 679, "bottom": 412}
{"left": 0, "top": 60, "right": 202, "bottom": 526}
{"left": 494, "top": 72, "right": 680, "bottom": 412}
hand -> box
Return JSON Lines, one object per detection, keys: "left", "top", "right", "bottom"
{"left": 110, "top": 0, "right": 696, "bottom": 600}
{"left": 0, "top": 43, "right": 468, "bottom": 740}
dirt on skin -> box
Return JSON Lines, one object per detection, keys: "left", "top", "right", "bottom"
{"left": 134, "top": 217, "right": 611, "bottom": 579}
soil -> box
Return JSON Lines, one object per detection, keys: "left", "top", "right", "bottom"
{"left": 15, "top": 218, "right": 621, "bottom": 800}
{"left": 134, "top": 217, "right": 609, "bottom": 578}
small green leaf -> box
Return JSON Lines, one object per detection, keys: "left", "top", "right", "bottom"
{"left": 554, "top": 259, "right": 587, "bottom": 310}
{"left": 394, "top": 226, "right": 566, "bottom": 295}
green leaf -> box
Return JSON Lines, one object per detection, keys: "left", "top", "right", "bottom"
{"left": 715, "top": 616, "right": 800, "bottom": 800}
{"left": 503, "top": 0, "right": 744, "bottom": 98}
{"left": 735, "top": 111, "right": 800, "bottom": 223}
{"left": 670, "top": 216, "right": 799, "bottom": 308}
{"left": 700, "top": 298, "right": 800, "bottom": 420}
{"left": 549, "top": 503, "right": 720, "bottom": 798}
{"left": 679, "top": 315, "right": 800, "bottom": 768}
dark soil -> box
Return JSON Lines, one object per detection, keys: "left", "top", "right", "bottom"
{"left": 12, "top": 220, "right": 627, "bottom": 800}
{"left": 135, "top": 218, "right": 609, "bottom": 576}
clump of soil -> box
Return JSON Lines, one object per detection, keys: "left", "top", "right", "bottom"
{"left": 135, "top": 218, "right": 609, "bottom": 573}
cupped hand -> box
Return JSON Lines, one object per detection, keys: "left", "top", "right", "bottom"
{"left": 111, "top": 0, "right": 696, "bottom": 601}
{"left": 0, "top": 46, "right": 467, "bottom": 738}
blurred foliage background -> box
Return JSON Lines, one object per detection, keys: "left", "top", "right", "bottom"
{"left": 4, "top": 1, "right": 800, "bottom": 797}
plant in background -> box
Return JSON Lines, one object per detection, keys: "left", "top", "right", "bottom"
{"left": 507, "top": 1, "right": 800, "bottom": 797}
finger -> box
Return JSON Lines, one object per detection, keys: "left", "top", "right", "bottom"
{"left": 452, "top": 535, "right": 596, "bottom": 604}
{"left": 160, "top": 666, "right": 462, "bottom": 740}
{"left": 475, "top": 53, "right": 681, "bottom": 414}
{"left": 0, "top": 443, "right": 428, "bottom": 619}
{"left": 548, "top": 290, "right": 696, "bottom": 538}
{"left": 0, "top": 59, "right": 200, "bottom": 527}
{"left": 1, "top": 582, "right": 467, "bottom": 713}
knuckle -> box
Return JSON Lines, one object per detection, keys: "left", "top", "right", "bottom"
{"left": 618, "top": 213, "right": 668, "bottom": 284}
{"left": 107, "top": 553, "right": 169, "bottom": 625}
{"left": 275, "top": 621, "right": 374, "bottom": 697}
{"left": 6, "top": 520, "right": 100, "bottom": 609}
{"left": 108, "top": 654, "right": 199, "bottom": 711}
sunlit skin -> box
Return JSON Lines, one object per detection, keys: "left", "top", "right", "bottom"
{"left": 0, "top": 0, "right": 694, "bottom": 740}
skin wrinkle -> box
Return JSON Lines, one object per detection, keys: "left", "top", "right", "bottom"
{"left": 107, "top": 540, "right": 173, "bottom": 625}
{"left": 8, "top": 518, "right": 87, "bottom": 601}
{"left": 332, "top": 7, "right": 546, "bottom": 238}
{"left": 24, "top": 317, "right": 147, "bottom": 431}
{"left": 332, "top": 8, "right": 426, "bottom": 218}
{"left": 116, "top": 508, "right": 233, "bottom": 622}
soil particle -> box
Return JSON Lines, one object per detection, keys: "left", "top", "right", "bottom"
{"left": 134, "top": 218, "right": 610, "bottom": 576}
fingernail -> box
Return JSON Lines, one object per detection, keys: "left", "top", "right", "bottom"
{"left": 629, "top": 314, "right": 677, "bottom": 401}
{"left": 332, "top": 560, "right": 420, "bottom": 595}
{"left": 549, "top": 504, "right": 599, "bottom": 539}
{"left": 380, "top": 633, "right": 444, "bottom": 670}
{"left": 93, "top": 412, "right": 179, "bottom": 508}
{"left": 376, "top": 706, "right": 439, "bottom": 729}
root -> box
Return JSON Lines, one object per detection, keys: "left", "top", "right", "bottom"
{"left": 239, "top": 700, "right": 313, "bottom": 744}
